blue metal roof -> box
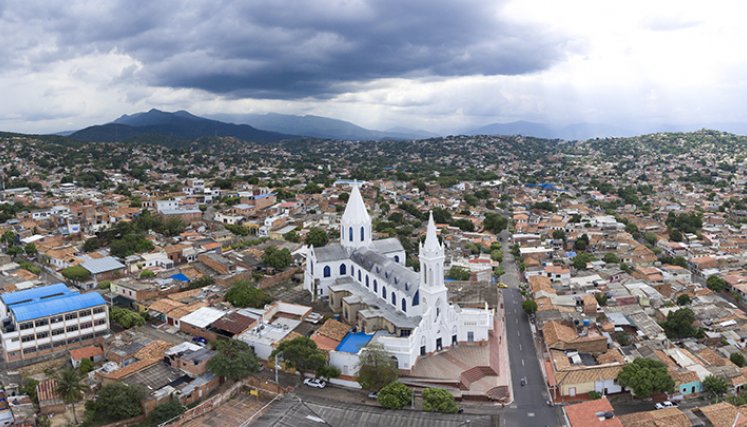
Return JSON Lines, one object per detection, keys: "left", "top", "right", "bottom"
{"left": 12, "top": 292, "right": 106, "bottom": 322}
{"left": 0, "top": 283, "right": 72, "bottom": 307}
{"left": 170, "top": 273, "right": 190, "bottom": 283}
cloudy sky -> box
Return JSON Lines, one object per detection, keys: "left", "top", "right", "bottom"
{"left": 1, "top": 0, "right": 746, "bottom": 135}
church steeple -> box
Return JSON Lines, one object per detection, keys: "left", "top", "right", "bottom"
{"left": 419, "top": 211, "right": 445, "bottom": 289}
{"left": 340, "top": 182, "right": 372, "bottom": 249}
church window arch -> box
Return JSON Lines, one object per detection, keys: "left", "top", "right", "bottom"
{"left": 310, "top": 261, "right": 314, "bottom": 275}
{"left": 374, "top": 280, "right": 378, "bottom": 292}
{"left": 349, "top": 227, "right": 353, "bottom": 242}
{"left": 358, "top": 270, "right": 362, "bottom": 282}
{"left": 360, "top": 226, "right": 365, "bottom": 241}
{"left": 391, "top": 292, "right": 396, "bottom": 305}
{"left": 413, "top": 291, "right": 420, "bottom": 306}
{"left": 365, "top": 275, "right": 369, "bottom": 287}
{"left": 382, "top": 286, "right": 387, "bottom": 299}
{"left": 340, "top": 264, "right": 347, "bottom": 275}
{"left": 394, "top": 255, "right": 400, "bottom": 263}
{"left": 323, "top": 266, "right": 331, "bottom": 278}
{"left": 402, "top": 298, "right": 407, "bottom": 312}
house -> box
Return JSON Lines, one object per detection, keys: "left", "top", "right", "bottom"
{"left": 179, "top": 307, "right": 227, "bottom": 340}
{"left": 81, "top": 256, "right": 126, "bottom": 286}
{"left": 549, "top": 349, "right": 624, "bottom": 398}
{"left": 543, "top": 320, "right": 609, "bottom": 354}
{"left": 564, "top": 397, "right": 621, "bottom": 427}
{"left": 36, "top": 379, "right": 65, "bottom": 415}
{"left": 617, "top": 407, "right": 690, "bottom": 427}
{"left": 696, "top": 401, "right": 747, "bottom": 427}
{"left": 70, "top": 345, "right": 104, "bottom": 368}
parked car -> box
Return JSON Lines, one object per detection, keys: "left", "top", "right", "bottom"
{"left": 367, "top": 392, "right": 378, "bottom": 399}
{"left": 498, "top": 282, "right": 508, "bottom": 289}
{"left": 655, "top": 401, "right": 676, "bottom": 410}
{"left": 305, "top": 312, "right": 324, "bottom": 324}
{"left": 304, "top": 378, "right": 327, "bottom": 389}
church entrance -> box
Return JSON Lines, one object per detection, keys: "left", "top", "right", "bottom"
{"left": 452, "top": 335, "right": 457, "bottom": 345}
{"left": 436, "top": 338, "right": 443, "bottom": 351}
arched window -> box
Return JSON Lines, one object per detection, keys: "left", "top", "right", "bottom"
{"left": 382, "top": 286, "right": 387, "bottom": 299}
{"left": 391, "top": 292, "right": 396, "bottom": 305}
{"left": 349, "top": 227, "right": 353, "bottom": 242}
{"left": 310, "top": 261, "right": 314, "bottom": 275}
{"left": 366, "top": 275, "right": 369, "bottom": 287}
{"left": 402, "top": 298, "right": 407, "bottom": 312}
{"left": 373, "top": 280, "right": 378, "bottom": 292}
{"left": 413, "top": 290, "right": 420, "bottom": 306}
{"left": 360, "top": 226, "right": 365, "bottom": 241}
{"left": 340, "top": 264, "right": 347, "bottom": 275}
{"left": 323, "top": 266, "right": 331, "bottom": 278}
{"left": 394, "top": 255, "right": 400, "bottom": 263}
{"left": 358, "top": 270, "right": 362, "bottom": 282}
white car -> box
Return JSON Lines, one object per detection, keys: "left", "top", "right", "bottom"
{"left": 304, "top": 378, "right": 327, "bottom": 389}
{"left": 655, "top": 401, "right": 675, "bottom": 410}
{"left": 305, "top": 312, "right": 323, "bottom": 324}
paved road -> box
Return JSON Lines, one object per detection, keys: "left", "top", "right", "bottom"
{"left": 498, "top": 230, "right": 563, "bottom": 427}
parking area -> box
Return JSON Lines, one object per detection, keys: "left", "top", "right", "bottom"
{"left": 181, "top": 389, "right": 275, "bottom": 427}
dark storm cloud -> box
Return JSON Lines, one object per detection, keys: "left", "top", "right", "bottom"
{"left": 1, "top": 0, "right": 572, "bottom": 99}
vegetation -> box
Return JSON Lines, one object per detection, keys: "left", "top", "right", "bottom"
{"left": 62, "top": 265, "right": 91, "bottom": 282}
{"left": 225, "top": 280, "right": 272, "bottom": 308}
{"left": 262, "top": 247, "right": 293, "bottom": 270}
{"left": 56, "top": 368, "right": 85, "bottom": 424}
{"left": 272, "top": 336, "right": 338, "bottom": 379}
{"left": 148, "top": 401, "right": 185, "bottom": 426}
{"left": 731, "top": 352, "right": 746, "bottom": 368}
{"left": 207, "top": 339, "right": 260, "bottom": 381}
{"left": 139, "top": 269, "right": 155, "bottom": 279}
{"left": 446, "top": 266, "right": 471, "bottom": 281}
{"left": 522, "top": 299, "right": 537, "bottom": 315}
{"left": 305, "top": 227, "right": 329, "bottom": 247}
{"left": 110, "top": 306, "right": 145, "bottom": 329}
{"left": 357, "top": 345, "right": 400, "bottom": 392}
{"left": 573, "top": 252, "right": 596, "bottom": 270}
{"left": 616, "top": 358, "right": 674, "bottom": 398}
{"left": 422, "top": 388, "right": 458, "bottom": 413}
{"left": 676, "top": 294, "right": 692, "bottom": 306}
{"left": 707, "top": 275, "right": 728, "bottom": 292}
{"left": 703, "top": 375, "right": 729, "bottom": 398}
{"left": 661, "top": 308, "right": 701, "bottom": 339}
{"left": 83, "top": 382, "right": 145, "bottom": 424}
{"left": 377, "top": 382, "right": 412, "bottom": 409}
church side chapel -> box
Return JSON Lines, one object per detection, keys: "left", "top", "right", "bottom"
{"left": 304, "top": 183, "right": 494, "bottom": 373}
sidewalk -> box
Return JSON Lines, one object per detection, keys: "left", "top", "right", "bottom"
{"left": 494, "top": 290, "right": 514, "bottom": 405}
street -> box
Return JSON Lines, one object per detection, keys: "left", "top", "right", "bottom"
{"left": 498, "top": 230, "right": 563, "bottom": 427}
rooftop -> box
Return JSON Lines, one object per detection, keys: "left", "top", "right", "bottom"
{"left": 12, "top": 291, "right": 106, "bottom": 322}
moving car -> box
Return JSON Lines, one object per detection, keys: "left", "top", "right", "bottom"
{"left": 655, "top": 401, "right": 676, "bottom": 409}
{"left": 304, "top": 378, "right": 327, "bottom": 389}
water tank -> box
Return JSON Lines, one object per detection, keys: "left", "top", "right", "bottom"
{"left": 583, "top": 319, "right": 591, "bottom": 327}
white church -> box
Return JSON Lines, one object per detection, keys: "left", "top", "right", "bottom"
{"left": 304, "top": 184, "right": 494, "bottom": 374}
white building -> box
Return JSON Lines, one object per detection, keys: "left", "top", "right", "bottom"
{"left": 304, "top": 184, "right": 493, "bottom": 372}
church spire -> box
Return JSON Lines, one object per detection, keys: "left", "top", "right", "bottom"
{"left": 340, "top": 182, "right": 372, "bottom": 249}
{"left": 422, "top": 211, "right": 443, "bottom": 255}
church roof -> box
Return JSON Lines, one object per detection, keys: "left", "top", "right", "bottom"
{"left": 370, "top": 238, "right": 405, "bottom": 254}
{"left": 422, "top": 212, "right": 443, "bottom": 255}
{"left": 350, "top": 247, "right": 419, "bottom": 297}
{"left": 341, "top": 184, "right": 371, "bottom": 225}
{"left": 314, "top": 244, "right": 349, "bottom": 262}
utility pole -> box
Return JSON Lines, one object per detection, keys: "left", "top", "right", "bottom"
{"left": 275, "top": 351, "right": 283, "bottom": 386}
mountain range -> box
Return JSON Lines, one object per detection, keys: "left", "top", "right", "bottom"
{"left": 65, "top": 109, "right": 747, "bottom": 144}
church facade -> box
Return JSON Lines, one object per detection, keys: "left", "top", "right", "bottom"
{"left": 304, "top": 184, "right": 494, "bottom": 371}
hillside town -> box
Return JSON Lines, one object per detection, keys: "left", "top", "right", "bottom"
{"left": 1, "top": 130, "right": 747, "bottom": 426}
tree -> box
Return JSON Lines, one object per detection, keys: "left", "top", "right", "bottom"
{"left": 661, "top": 308, "right": 700, "bottom": 339}
{"left": 225, "top": 280, "right": 272, "bottom": 308}
{"left": 272, "top": 336, "right": 327, "bottom": 377}
{"left": 573, "top": 252, "right": 596, "bottom": 270}
{"left": 79, "top": 358, "right": 95, "bottom": 374}
{"left": 731, "top": 352, "right": 746, "bottom": 368}
{"left": 574, "top": 234, "right": 590, "bottom": 251}
{"left": 357, "top": 345, "right": 400, "bottom": 392}
{"left": 284, "top": 230, "right": 301, "bottom": 243}
{"left": 262, "top": 247, "right": 292, "bottom": 270}
{"left": 616, "top": 358, "right": 674, "bottom": 398}
{"left": 23, "top": 243, "right": 37, "bottom": 257}
{"left": 668, "top": 228, "right": 683, "bottom": 242}
{"left": 595, "top": 293, "right": 608, "bottom": 306}
{"left": 21, "top": 378, "right": 38, "bottom": 404}
{"left": 62, "top": 265, "right": 91, "bottom": 283}
{"left": 422, "top": 388, "right": 458, "bottom": 413}
{"left": 602, "top": 253, "right": 620, "bottom": 264}
{"left": 676, "top": 294, "right": 692, "bottom": 306}
{"left": 522, "top": 299, "right": 537, "bottom": 315}
{"left": 82, "top": 237, "right": 101, "bottom": 252}
{"left": 148, "top": 401, "right": 185, "bottom": 426}
{"left": 703, "top": 375, "right": 729, "bottom": 398}
{"left": 85, "top": 383, "right": 145, "bottom": 423}
{"left": 139, "top": 269, "right": 155, "bottom": 279}
{"left": 446, "top": 266, "right": 471, "bottom": 281}
{"left": 316, "top": 365, "right": 341, "bottom": 380}
{"left": 483, "top": 212, "right": 508, "bottom": 234}
{"left": 110, "top": 306, "right": 145, "bottom": 329}
{"left": 305, "top": 227, "right": 329, "bottom": 247}
{"left": 377, "top": 382, "right": 412, "bottom": 409}
{"left": 1, "top": 230, "right": 15, "bottom": 246}
{"left": 6, "top": 246, "right": 22, "bottom": 257}
{"left": 207, "top": 339, "right": 260, "bottom": 381}
{"left": 56, "top": 367, "right": 85, "bottom": 424}
{"left": 452, "top": 218, "right": 474, "bottom": 232}
{"left": 490, "top": 249, "right": 503, "bottom": 262}
{"left": 552, "top": 229, "right": 566, "bottom": 242}
{"left": 707, "top": 275, "right": 728, "bottom": 292}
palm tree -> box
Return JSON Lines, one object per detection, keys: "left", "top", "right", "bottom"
{"left": 56, "top": 367, "right": 85, "bottom": 424}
